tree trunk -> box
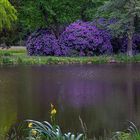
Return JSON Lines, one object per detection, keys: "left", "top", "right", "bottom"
{"left": 127, "top": 18, "right": 134, "bottom": 57}
{"left": 127, "top": 7, "right": 135, "bottom": 56}
{"left": 52, "top": 16, "right": 60, "bottom": 39}
{"left": 127, "top": 32, "right": 133, "bottom": 57}
{"left": 54, "top": 22, "right": 60, "bottom": 39}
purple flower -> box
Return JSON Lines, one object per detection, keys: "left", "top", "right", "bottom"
{"left": 59, "top": 21, "right": 113, "bottom": 56}
{"left": 26, "top": 29, "right": 61, "bottom": 56}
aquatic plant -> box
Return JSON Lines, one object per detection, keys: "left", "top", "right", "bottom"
{"left": 6, "top": 122, "right": 28, "bottom": 140}
{"left": 50, "top": 103, "right": 57, "bottom": 125}
{"left": 112, "top": 121, "right": 140, "bottom": 140}
{"left": 26, "top": 120, "right": 84, "bottom": 140}
{"left": 5, "top": 101, "right": 140, "bottom": 140}
{"left": 59, "top": 21, "right": 113, "bottom": 56}
{"left": 6, "top": 120, "right": 140, "bottom": 140}
{"left": 27, "top": 104, "right": 84, "bottom": 140}
{"left": 26, "top": 104, "right": 84, "bottom": 140}
{"left": 26, "top": 29, "right": 61, "bottom": 56}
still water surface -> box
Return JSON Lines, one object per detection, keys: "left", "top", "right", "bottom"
{"left": 0, "top": 64, "right": 140, "bottom": 137}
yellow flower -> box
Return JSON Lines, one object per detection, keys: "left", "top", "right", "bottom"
{"left": 51, "top": 103, "right": 54, "bottom": 109}
{"left": 31, "top": 129, "right": 37, "bottom": 136}
{"left": 51, "top": 108, "right": 57, "bottom": 115}
{"left": 28, "top": 122, "right": 33, "bottom": 128}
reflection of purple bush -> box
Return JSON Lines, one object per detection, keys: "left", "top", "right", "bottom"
{"left": 59, "top": 21, "right": 113, "bottom": 56}
{"left": 26, "top": 29, "right": 61, "bottom": 56}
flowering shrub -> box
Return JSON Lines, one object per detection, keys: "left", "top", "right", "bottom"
{"left": 59, "top": 21, "right": 113, "bottom": 56}
{"left": 27, "top": 20, "right": 140, "bottom": 56}
{"left": 26, "top": 29, "right": 61, "bottom": 56}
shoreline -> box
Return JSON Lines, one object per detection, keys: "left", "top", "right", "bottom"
{"left": 0, "top": 47, "right": 140, "bottom": 65}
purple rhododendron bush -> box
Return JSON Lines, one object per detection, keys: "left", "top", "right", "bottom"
{"left": 26, "top": 29, "right": 61, "bottom": 56}
{"left": 26, "top": 20, "right": 140, "bottom": 56}
{"left": 26, "top": 21, "right": 113, "bottom": 56}
{"left": 59, "top": 21, "right": 113, "bottom": 56}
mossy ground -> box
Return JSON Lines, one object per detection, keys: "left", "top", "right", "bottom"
{"left": 0, "top": 47, "right": 140, "bottom": 65}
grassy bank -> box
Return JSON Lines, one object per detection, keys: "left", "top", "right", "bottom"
{"left": 0, "top": 48, "right": 140, "bottom": 65}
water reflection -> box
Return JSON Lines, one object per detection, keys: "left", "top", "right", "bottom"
{"left": 0, "top": 67, "right": 18, "bottom": 138}
{"left": 0, "top": 64, "right": 140, "bottom": 137}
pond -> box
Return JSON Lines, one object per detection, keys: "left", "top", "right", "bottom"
{"left": 0, "top": 64, "right": 140, "bottom": 138}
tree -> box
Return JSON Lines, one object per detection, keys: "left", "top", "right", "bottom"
{"left": 18, "top": 0, "right": 84, "bottom": 38}
{"left": 0, "top": 0, "right": 17, "bottom": 30}
{"left": 2, "top": 0, "right": 107, "bottom": 45}
{"left": 81, "top": 0, "right": 108, "bottom": 21}
{"left": 98, "top": 0, "right": 140, "bottom": 56}
{"left": 19, "top": 0, "right": 106, "bottom": 38}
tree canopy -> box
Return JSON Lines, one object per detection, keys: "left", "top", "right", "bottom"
{"left": 1, "top": 0, "right": 140, "bottom": 56}
{"left": 0, "top": 0, "right": 17, "bottom": 30}
{"left": 18, "top": 0, "right": 83, "bottom": 37}
{"left": 98, "top": 0, "right": 140, "bottom": 56}
{"left": 17, "top": 0, "right": 107, "bottom": 37}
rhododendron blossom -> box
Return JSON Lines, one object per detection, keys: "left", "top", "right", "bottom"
{"left": 59, "top": 21, "right": 113, "bottom": 56}
{"left": 26, "top": 29, "right": 61, "bottom": 56}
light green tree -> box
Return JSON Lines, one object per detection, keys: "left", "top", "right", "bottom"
{"left": 98, "top": 0, "right": 140, "bottom": 56}
{"left": 0, "top": 0, "right": 17, "bottom": 30}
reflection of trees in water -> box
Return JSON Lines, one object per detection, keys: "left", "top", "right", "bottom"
{"left": 1, "top": 65, "right": 140, "bottom": 138}
{"left": 126, "top": 64, "right": 140, "bottom": 124}
{"left": 62, "top": 64, "right": 140, "bottom": 136}
{"left": 16, "top": 66, "right": 64, "bottom": 121}
{"left": 16, "top": 67, "right": 34, "bottom": 120}
{"left": 0, "top": 68, "right": 19, "bottom": 139}
{"left": 127, "top": 64, "right": 140, "bottom": 126}
{"left": 16, "top": 67, "right": 50, "bottom": 120}
{"left": 0, "top": 67, "right": 33, "bottom": 139}
{"left": 127, "top": 63, "right": 134, "bottom": 120}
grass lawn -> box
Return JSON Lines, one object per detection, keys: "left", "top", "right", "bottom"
{"left": 0, "top": 47, "right": 140, "bottom": 65}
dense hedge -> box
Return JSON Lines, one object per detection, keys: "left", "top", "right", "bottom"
{"left": 59, "top": 21, "right": 112, "bottom": 56}
{"left": 26, "top": 29, "right": 61, "bottom": 56}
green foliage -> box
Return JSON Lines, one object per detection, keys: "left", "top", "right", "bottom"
{"left": 112, "top": 122, "right": 140, "bottom": 140}
{"left": 18, "top": 0, "right": 83, "bottom": 35}
{"left": 98, "top": 0, "right": 140, "bottom": 36}
{"left": 1, "top": 0, "right": 108, "bottom": 44}
{"left": 2, "top": 48, "right": 140, "bottom": 65}
{"left": 26, "top": 120, "right": 84, "bottom": 140}
{"left": 5, "top": 113, "right": 140, "bottom": 140}
{"left": 98, "top": 0, "right": 140, "bottom": 56}
{"left": 112, "top": 132, "right": 131, "bottom": 140}
{"left": 83, "top": 0, "right": 108, "bottom": 20}
{"left": 0, "top": 0, "right": 17, "bottom": 30}
{"left": 17, "top": 0, "right": 107, "bottom": 37}
{"left": 19, "top": 1, "right": 46, "bottom": 33}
